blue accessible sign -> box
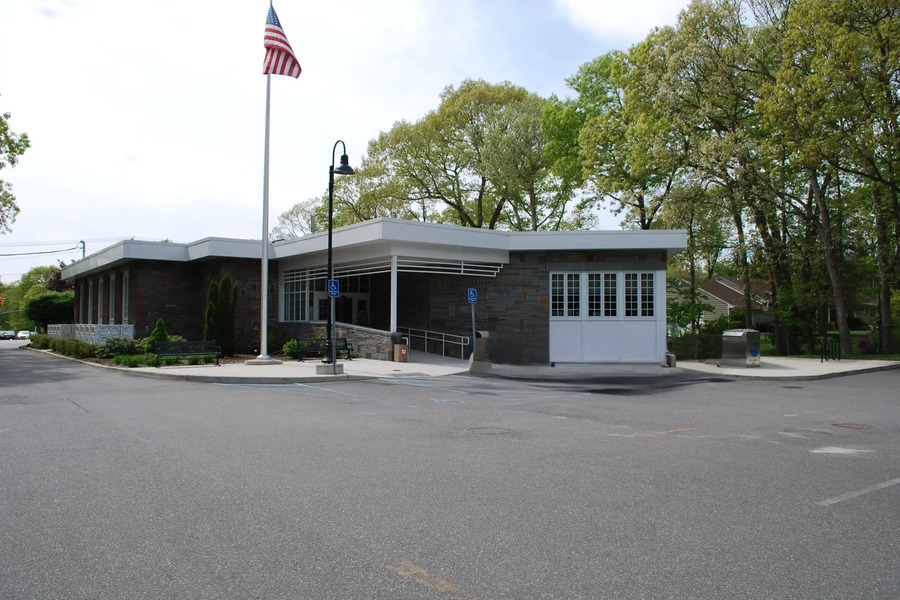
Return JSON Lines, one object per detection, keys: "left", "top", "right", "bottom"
{"left": 328, "top": 279, "right": 340, "bottom": 298}
{"left": 467, "top": 288, "right": 477, "bottom": 304}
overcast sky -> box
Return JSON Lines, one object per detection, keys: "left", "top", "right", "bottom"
{"left": 0, "top": 0, "right": 690, "bottom": 283}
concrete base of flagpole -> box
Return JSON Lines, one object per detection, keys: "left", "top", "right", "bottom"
{"left": 316, "top": 363, "right": 344, "bottom": 375}
{"left": 244, "top": 356, "right": 282, "bottom": 366}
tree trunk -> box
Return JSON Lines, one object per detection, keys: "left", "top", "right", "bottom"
{"left": 871, "top": 184, "right": 894, "bottom": 353}
{"left": 808, "top": 168, "right": 852, "bottom": 355}
{"left": 726, "top": 187, "right": 753, "bottom": 329}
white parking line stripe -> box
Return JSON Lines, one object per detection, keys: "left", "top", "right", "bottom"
{"left": 816, "top": 478, "right": 900, "bottom": 507}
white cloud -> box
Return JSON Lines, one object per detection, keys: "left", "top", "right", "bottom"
{"left": 554, "top": 0, "right": 687, "bottom": 40}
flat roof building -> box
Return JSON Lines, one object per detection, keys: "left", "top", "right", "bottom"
{"left": 62, "top": 218, "right": 686, "bottom": 365}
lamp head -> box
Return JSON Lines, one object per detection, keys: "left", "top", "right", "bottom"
{"left": 335, "top": 153, "right": 355, "bottom": 176}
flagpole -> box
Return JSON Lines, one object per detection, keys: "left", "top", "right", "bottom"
{"left": 248, "top": 74, "right": 278, "bottom": 364}
{"left": 248, "top": 1, "right": 298, "bottom": 365}
{"left": 261, "top": 74, "right": 271, "bottom": 359}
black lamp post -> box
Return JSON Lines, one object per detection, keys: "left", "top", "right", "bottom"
{"left": 324, "top": 140, "right": 355, "bottom": 371}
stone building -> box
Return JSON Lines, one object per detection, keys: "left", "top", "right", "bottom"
{"left": 61, "top": 218, "right": 686, "bottom": 365}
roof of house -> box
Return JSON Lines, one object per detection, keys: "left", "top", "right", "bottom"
{"left": 62, "top": 218, "right": 687, "bottom": 279}
{"left": 671, "top": 275, "right": 771, "bottom": 310}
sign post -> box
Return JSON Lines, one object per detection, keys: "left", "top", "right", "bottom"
{"left": 328, "top": 279, "right": 340, "bottom": 374}
{"left": 467, "top": 288, "right": 477, "bottom": 356}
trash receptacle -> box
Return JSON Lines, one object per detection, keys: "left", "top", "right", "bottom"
{"left": 719, "top": 328, "right": 761, "bottom": 367}
{"left": 473, "top": 330, "right": 489, "bottom": 362}
{"left": 391, "top": 332, "right": 408, "bottom": 363}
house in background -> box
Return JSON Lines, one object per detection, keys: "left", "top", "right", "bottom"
{"left": 670, "top": 275, "right": 773, "bottom": 329}
{"left": 60, "top": 218, "right": 686, "bottom": 365}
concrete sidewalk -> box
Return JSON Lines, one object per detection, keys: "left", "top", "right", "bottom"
{"left": 108, "top": 350, "right": 900, "bottom": 385}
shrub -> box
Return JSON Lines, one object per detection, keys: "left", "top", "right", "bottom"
{"left": 48, "top": 337, "right": 98, "bottom": 359}
{"left": 847, "top": 316, "right": 870, "bottom": 331}
{"left": 114, "top": 353, "right": 157, "bottom": 368}
{"left": 30, "top": 334, "right": 51, "bottom": 349}
{"left": 283, "top": 339, "right": 301, "bottom": 360}
{"left": 856, "top": 334, "right": 874, "bottom": 355}
{"left": 205, "top": 275, "right": 239, "bottom": 356}
{"left": 668, "top": 333, "right": 722, "bottom": 361}
{"left": 145, "top": 319, "right": 170, "bottom": 353}
{"left": 98, "top": 337, "right": 144, "bottom": 358}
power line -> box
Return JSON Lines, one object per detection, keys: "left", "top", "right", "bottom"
{"left": 0, "top": 243, "right": 83, "bottom": 258}
{"left": 0, "top": 236, "right": 137, "bottom": 248}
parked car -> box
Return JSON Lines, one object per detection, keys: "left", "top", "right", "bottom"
{"left": 16, "top": 331, "right": 32, "bottom": 340}
{"left": 0, "top": 330, "right": 16, "bottom": 340}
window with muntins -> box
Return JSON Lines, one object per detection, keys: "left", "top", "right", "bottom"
{"left": 551, "top": 273, "right": 581, "bottom": 317}
{"left": 554, "top": 271, "right": 653, "bottom": 319}
{"left": 588, "top": 273, "right": 618, "bottom": 317}
{"left": 283, "top": 270, "right": 309, "bottom": 322}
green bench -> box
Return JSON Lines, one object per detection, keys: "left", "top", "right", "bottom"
{"left": 296, "top": 338, "right": 353, "bottom": 360}
{"left": 156, "top": 341, "right": 221, "bottom": 367}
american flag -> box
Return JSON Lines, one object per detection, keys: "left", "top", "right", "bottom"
{"left": 263, "top": 4, "right": 301, "bottom": 78}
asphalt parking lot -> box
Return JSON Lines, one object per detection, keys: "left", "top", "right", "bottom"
{"left": 2, "top": 345, "right": 899, "bottom": 599}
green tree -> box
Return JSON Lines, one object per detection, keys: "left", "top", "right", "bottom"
{"left": 145, "top": 318, "right": 169, "bottom": 353}
{"left": 22, "top": 290, "right": 74, "bottom": 331}
{"left": 1, "top": 96, "right": 30, "bottom": 233}
{"left": 761, "top": 0, "right": 899, "bottom": 352}
{"left": 358, "top": 79, "right": 581, "bottom": 231}
{"left": 272, "top": 199, "right": 319, "bottom": 240}
{"left": 558, "top": 48, "right": 685, "bottom": 230}
{"left": 204, "top": 275, "right": 238, "bottom": 355}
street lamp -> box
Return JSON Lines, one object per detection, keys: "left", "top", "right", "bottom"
{"left": 324, "top": 140, "right": 355, "bottom": 372}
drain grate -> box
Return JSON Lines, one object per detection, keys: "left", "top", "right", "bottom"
{"left": 833, "top": 422, "right": 872, "bottom": 430}
{"left": 469, "top": 427, "right": 512, "bottom": 435}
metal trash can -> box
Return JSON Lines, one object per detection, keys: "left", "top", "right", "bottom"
{"left": 391, "top": 332, "right": 408, "bottom": 363}
{"left": 719, "top": 328, "right": 761, "bottom": 367}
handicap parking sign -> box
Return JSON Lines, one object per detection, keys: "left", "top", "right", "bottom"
{"left": 467, "top": 288, "right": 477, "bottom": 304}
{"left": 328, "top": 279, "right": 340, "bottom": 298}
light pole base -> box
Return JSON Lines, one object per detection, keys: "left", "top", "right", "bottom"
{"left": 244, "top": 356, "right": 283, "bottom": 366}
{"left": 316, "top": 363, "right": 344, "bottom": 375}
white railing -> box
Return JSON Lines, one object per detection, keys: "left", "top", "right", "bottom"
{"left": 396, "top": 326, "right": 471, "bottom": 359}
{"left": 48, "top": 323, "right": 134, "bottom": 345}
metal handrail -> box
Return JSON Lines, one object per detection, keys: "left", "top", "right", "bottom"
{"left": 396, "top": 326, "right": 470, "bottom": 359}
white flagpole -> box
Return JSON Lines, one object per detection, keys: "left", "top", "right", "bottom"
{"left": 250, "top": 74, "right": 276, "bottom": 363}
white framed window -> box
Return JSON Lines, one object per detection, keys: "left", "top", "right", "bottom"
{"left": 588, "top": 273, "right": 618, "bottom": 317}
{"left": 553, "top": 271, "right": 654, "bottom": 319}
{"left": 551, "top": 272, "right": 581, "bottom": 317}
{"left": 283, "top": 270, "right": 310, "bottom": 322}
{"left": 624, "top": 272, "right": 654, "bottom": 317}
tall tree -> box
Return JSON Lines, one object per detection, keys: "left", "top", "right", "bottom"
{"left": 565, "top": 48, "right": 685, "bottom": 230}
{"left": 0, "top": 96, "right": 30, "bottom": 233}
{"left": 359, "top": 80, "right": 580, "bottom": 231}
{"left": 763, "top": 0, "right": 899, "bottom": 352}
{"left": 204, "top": 275, "right": 239, "bottom": 356}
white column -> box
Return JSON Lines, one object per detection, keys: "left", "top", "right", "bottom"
{"left": 87, "top": 280, "right": 94, "bottom": 324}
{"left": 97, "top": 276, "right": 105, "bottom": 325}
{"left": 390, "top": 255, "right": 398, "bottom": 333}
{"left": 109, "top": 273, "right": 116, "bottom": 324}
{"left": 122, "top": 269, "right": 130, "bottom": 323}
